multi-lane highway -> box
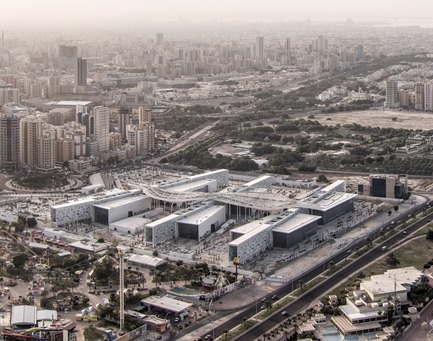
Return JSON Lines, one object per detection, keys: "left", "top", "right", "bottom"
{"left": 196, "top": 204, "right": 431, "bottom": 341}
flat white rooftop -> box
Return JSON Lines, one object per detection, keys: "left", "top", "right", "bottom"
{"left": 298, "top": 191, "right": 357, "bottom": 211}
{"left": 110, "top": 215, "right": 151, "bottom": 230}
{"left": 52, "top": 197, "right": 95, "bottom": 209}
{"left": 47, "top": 100, "right": 92, "bottom": 106}
{"left": 231, "top": 218, "right": 272, "bottom": 235}
{"left": 145, "top": 213, "right": 179, "bottom": 228}
{"left": 141, "top": 296, "right": 192, "bottom": 314}
{"left": 68, "top": 241, "right": 108, "bottom": 253}
{"left": 229, "top": 223, "right": 272, "bottom": 246}
{"left": 272, "top": 213, "right": 321, "bottom": 233}
{"left": 127, "top": 254, "right": 165, "bottom": 268}
{"left": 168, "top": 179, "right": 215, "bottom": 192}
{"left": 362, "top": 266, "right": 422, "bottom": 296}
{"left": 332, "top": 316, "right": 381, "bottom": 335}
{"left": 243, "top": 175, "right": 273, "bottom": 187}
{"left": 340, "top": 305, "right": 382, "bottom": 320}
{"left": 176, "top": 205, "right": 225, "bottom": 225}
{"left": 93, "top": 195, "right": 146, "bottom": 210}
{"left": 188, "top": 169, "right": 228, "bottom": 180}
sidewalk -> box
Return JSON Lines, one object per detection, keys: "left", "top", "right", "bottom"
{"left": 178, "top": 195, "right": 426, "bottom": 340}
{"left": 273, "top": 196, "right": 425, "bottom": 280}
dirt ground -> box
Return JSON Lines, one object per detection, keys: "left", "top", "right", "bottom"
{"left": 310, "top": 109, "right": 433, "bottom": 130}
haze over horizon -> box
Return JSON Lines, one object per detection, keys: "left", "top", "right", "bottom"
{"left": 1, "top": 0, "right": 433, "bottom": 30}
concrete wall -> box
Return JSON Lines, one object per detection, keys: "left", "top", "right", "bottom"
{"left": 228, "top": 226, "right": 272, "bottom": 264}
{"left": 272, "top": 221, "right": 318, "bottom": 249}
{"left": 145, "top": 215, "right": 178, "bottom": 246}
{"left": 198, "top": 206, "right": 225, "bottom": 240}
{"left": 51, "top": 200, "right": 94, "bottom": 226}
{"left": 160, "top": 169, "right": 228, "bottom": 191}
{"left": 101, "top": 197, "right": 151, "bottom": 224}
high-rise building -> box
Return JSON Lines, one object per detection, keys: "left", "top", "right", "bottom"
{"left": 398, "top": 89, "right": 410, "bottom": 108}
{"left": 255, "top": 36, "right": 264, "bottom": 60}
{"left": 0, "top": 113, "right": 20, "bottom": 170}
{"left": 47, "top": 76, "right": 60, "bottom": 99}
{"left": 58, "top": 45, "right": 77, "bottom": 70}
{"left": 354, "top": 45, "right": 364, "bottom": 61}
{"left": 156, "top": 32, "right": 164, "bottom": 44}
{"left": 358, "top": 174, "right": 408, "bottom": 199}
{"left": 81, "top": 113, "right": 94, "bottom": 139}
{"left": 424, "top": 82, "right": 433, "bottom": 111}
{"left": 312, "top": 36, "right": 328, "bottom": 53}
{"left": 0, "top": 88, "right": 20, "bottom": 106}
{"left": 385, "top": 80, "right": 399, "bottom": 108}
{"left": 19, "top": 115, "right": 44, "bottom": 168}
{"left": 75, "top": 57, "right": 87, "bottom": 87}
{"left": 415, "top": 83, "right": 425, "bottom": 110}
{"left": 284, "top": 38, "right": 291, "bottom": 62}
{"left": 118, "top": 107, "right": 132, "bottom": 140}
{"left": 127, "top": 126, "right": 149, "bottom": 155}
{"left": 138, "top": 106, "right": 151, "bottom": 125}
{"left": 56, "top": 139, "right": 74, "bottom": 166}
{"left": 38, "top": 134, "right": 56, "bottom": 170}
{"left": 59, "top": 45, "right": 77, "bottom": 58}
{"left": 93, "top": 106, "right": 110, "bottom": 154}
{"left": 46, "top": 110, "right": 65, "bottom": 126}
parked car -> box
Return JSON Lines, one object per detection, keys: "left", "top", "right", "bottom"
{"left": 282, "top": 311, "right": 288, "bottom": 316}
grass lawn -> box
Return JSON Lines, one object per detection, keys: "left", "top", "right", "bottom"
{"left": 354, "top": 234, "right": 433, "bottom": 278}
{"left": 83, "top": 325, "right": 104, "bottom": 341}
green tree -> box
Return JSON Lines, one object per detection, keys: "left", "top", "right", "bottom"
{"left": 386, "top": 253, "right": 400, "bottom": 267}
{"left": 13, "top": 253, "right": 29, "bottom": 268}
{"left": 26, "top": 217, "right": 37, "bottom": 228}
{"left": 94, "top": 257, "right": 118, "bottom": 284}
{"left": 316, "top": 174, "right": 329, "bottom": 183}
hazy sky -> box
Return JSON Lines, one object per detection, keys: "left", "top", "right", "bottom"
{"left": 1, "top": 0, "right": 433, "bottom": 29}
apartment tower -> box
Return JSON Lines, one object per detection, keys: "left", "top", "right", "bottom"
{"left": 0, "top": 113, "right": 20, "bottom": 170}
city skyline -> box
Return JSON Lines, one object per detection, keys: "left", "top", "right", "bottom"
{"left": 1, "top": 0, "right": 433, "bottom": 29}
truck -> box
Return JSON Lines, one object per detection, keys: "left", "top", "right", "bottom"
{"left": 75, "top": 313, "right": 98, "bottom": 322}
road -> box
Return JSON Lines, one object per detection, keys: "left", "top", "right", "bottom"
{"left": 191, "top": 206, "right": 432, "bottom": 341}
{"left": 150, "top": 120, "right": 219, "bottom": 163}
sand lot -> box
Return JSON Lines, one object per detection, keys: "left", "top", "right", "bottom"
{"left": 311, "top": 110, "right": 433, "bottom": 130}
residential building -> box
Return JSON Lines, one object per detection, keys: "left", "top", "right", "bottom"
{"left": 414, "top": 83, "right": 424, "bottom": 110}
{"left": 424, "top": 82, "right": 433, "bottom": 111}
{"left": 38, "top": 134, "right": 56, "bottom": 170}
{"left": 118, "top": 106, "right": 131, "bottom": 140}
{"left": 93, "top": 106, "right": 110, "bottom": 154}
{"left": 75, "top": 57, "right": 87, "bottom": 88}
{"left": 331, "top": 267, "right": 423, "bottom": 337}
{"left": 386, "top": 80, "right": 399, "bottom": 108}
{"left": 255, "top": 36, "right": 264, "bottom": 60}
{"left": 19, "top": 115, "right": 44, "bottom": 168}
{"left": 0, "top": 88, "right": 19, "bottom": 106}
{"left": 0, "top": 113, "right": 20, "bottom": 170}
